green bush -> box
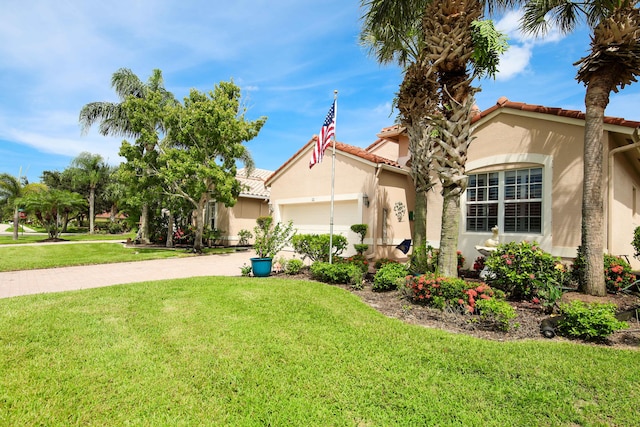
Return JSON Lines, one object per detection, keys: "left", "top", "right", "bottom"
{"left": 572, "top": 249, "right": 637, "bottom": 293}
{"left": 633, "top": 226, "right": 640, "bottom": 259}
{"left": 285, "top": 258, "right": 304, "bottom": 275}
{"left": 475, "top": 298, "right": 519, "bottom": 331}
{"left": 408, "top": 243, "right": 437, "bottom": 274}
{"left": 341, "top": 255, "right": 370, "bottom": 274}
{"left": 291, "top": 234, "right": 348, "bottom": 262}
{"left": 374, "top": 258, "right": 398, "bottom": 270}
{"left": 310, "top": 262, "right": 363, "bottom": 286}
{"left": 372, "top": 262, "right": 408, "bottom": 292}
{"left": 557, "top": 300, "right": 628, "bottom": 341}
{"left": 484, "top": 241, "right": 566, "bottom": 307}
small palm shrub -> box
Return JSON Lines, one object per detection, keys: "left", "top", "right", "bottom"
{"left": 310, "top": 262, "right": 363, "bottom": 286}
{"left": 372, "top": 262, "right": 408, "bottom": 292}
{"left": 556, "top": 300, "right": 628, "bottom": 341}
{"left": 484, "top": 241, "right": 566, "bottom": 308}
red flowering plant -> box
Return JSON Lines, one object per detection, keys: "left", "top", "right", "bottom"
{"left": 603, "top": 254, "right": 636, "bottom": 293}
{"left": 473, "top": 256, "right": 486, "bottom": 271}
{"left": 404, "top": 274, "right": 501, "bottom": 313}
{"left": 572, "top": 249, "right": 637, "bottom": 294}
{"left": 457, "top": 251, "right": 466, "bottom": 270}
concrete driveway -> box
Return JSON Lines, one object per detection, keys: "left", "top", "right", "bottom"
{"left": 0, "top": 224, "right": 256, "bottom": 298}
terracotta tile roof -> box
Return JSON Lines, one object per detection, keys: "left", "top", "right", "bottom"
{"left": 473, "top": 96, "right": 640, "bottom": 129}
{"left": 237, "top": 167, "right": 271, "bottom": 198}
{"left": 265, "top": 136, "right": 401, "bottom": 186}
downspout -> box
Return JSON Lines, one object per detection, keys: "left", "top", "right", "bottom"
{"left": 607, "top": 128, "right": 640, "bottom": 253}
{"left": 371, "top": 163, "right": 383, "bottom": 258}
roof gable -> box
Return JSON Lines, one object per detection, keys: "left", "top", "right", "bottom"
{"left": 264, "top": 136, "right": 402, "bottom": 186}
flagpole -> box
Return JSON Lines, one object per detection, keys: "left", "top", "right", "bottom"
{"left": 329, "top": 90, "right": 338, "bottom": 264}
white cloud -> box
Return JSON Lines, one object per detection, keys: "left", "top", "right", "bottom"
{"left": 496, "top": 44, "right": 533, "bottom": 80}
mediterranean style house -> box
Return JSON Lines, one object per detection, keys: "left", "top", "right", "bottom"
{"left": 213, "top": 97, "right": 640, "bottom": 270}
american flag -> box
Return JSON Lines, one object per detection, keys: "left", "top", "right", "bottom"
{"left": 309, "top": 100, "right": 336, "bottom": 168}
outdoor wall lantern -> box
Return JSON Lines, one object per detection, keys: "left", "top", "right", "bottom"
{"left": 363, "top": 194, "right": 370, "bottom": 208}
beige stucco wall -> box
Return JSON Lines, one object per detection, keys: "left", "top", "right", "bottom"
{"left": 267, "top": 151, "right": 378, "bottom": 257}
{"left": 373, "top": 170, "right": 414, "bottom": 259}
{"left": 609, "top": 147, "right": 640, "bottom": 270}
{"left": 458, "top": 112, "right": 587, "bottom": 267}
{"left": 216, "top": 197, "right": 270, "bottom": 245}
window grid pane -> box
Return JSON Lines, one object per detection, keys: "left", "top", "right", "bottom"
{"left": 468, "top": 167, "right": 543, "bottom": 234}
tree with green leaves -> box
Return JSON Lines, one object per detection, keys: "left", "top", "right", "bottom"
{"left": 0, "top": 173, "right": 27, "bottom": 240}
{"left": 360, "top": 0, "right": 508, "bottom": 276}
{"left": 68, "top": 152, "right": 110, "bottom": 234}
{"left": 19, "top": 188, "right": 86, "bottom": 240}
{"left": 79, "top": 68, "right": 176, "bottom": 243}
{"left": 160, "top": 81, "right": 266, "bottom": 252}
{"left": 520, "top": 0, "right": 640, "bottom": 296}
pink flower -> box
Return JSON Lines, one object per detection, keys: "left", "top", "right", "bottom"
{"left": 458, "top": 299, "right": 464, "bottom": 305}
{"left": 506, "top": 260, "right": 512, "bottom": 265}
{"left": 532, "top": 297, "right": 540, "bottom": 304}
{"left": 529, "top": 274, "right": 535, "bottom": 279}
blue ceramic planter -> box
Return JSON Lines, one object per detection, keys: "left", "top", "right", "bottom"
{"left": 250, "top": 257, "right": 273, "bottom": 277}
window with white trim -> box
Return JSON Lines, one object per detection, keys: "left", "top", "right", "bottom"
{"left": 466, "top": 167, "right": 543, "bottom": 233}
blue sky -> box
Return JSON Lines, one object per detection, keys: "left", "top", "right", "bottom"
{"left": 1, "top": 1, "right": 639, "bottom": 184}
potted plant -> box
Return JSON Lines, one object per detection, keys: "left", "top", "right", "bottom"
{"left": 250, "top": 216, "right": 296, "bottom": 277}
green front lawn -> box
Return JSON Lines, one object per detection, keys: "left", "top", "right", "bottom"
{"left": 0, "top": 242, "right": 233, "bottom": 272}
{"left": 1, "top": 277, "right": 639, "bottom": 426}
{"left": 0, "top": 232, "right": 136, "bottom": 245}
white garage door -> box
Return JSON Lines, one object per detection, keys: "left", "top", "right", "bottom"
{"left": 281, "top": 200, "right": 360, "bottom": 255}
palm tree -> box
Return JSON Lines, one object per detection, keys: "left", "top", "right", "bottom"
{"left": 0, "top": 173, "right": 25, "bottom": 240}
{"left": 521, "top": 0, "right": 640, "bottom": 296}
{"left": 361, "top": 0, "right": 439, "bottom": 249}
{"left": 79, "top": 68, "right": 176, "bottom": 243}
{"left": 361, "top": 0, "right": 508, "bottom": 276}
{"left": 69, "top": 152, "right": 109, "bottom": 234}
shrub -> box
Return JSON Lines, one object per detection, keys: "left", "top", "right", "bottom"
{"left": 556, "top": 300, "right": 628, "bottom": 341}
{"left": 240, "top": 263, "right": 252, "bottom": 277}
{"left": 353, "top": 244, "right": 369, "bottom": 255}
{"left": 633, "top": 226, "right": 640, "bottom": 259}
{"left": 404, "top": 274, "right": 502, "bottom": 313}
{"left": 572, "top": 249, "right": 637, "bottom": 293}
{"left": 310, "top": 262, "right": 363, "bottom": 286}
{"left": 237, "top": 229, "right": 253, "bottom": 246}
{"left": 291, "top": 234, "right": 348, "bottom": 262}
{"left": 372, "top": 263, "right": 408, "bottom": 292}
{"left": 473, "top": 256, "right": 486, "bottom": 271}
{"left": 374, "top": 258, "right": 398, "bottom": 270}
{"left": 285, "top": 258, "right": 304, "bottom": 275}
{"left": 351, "top": 224, "right": 368, "bottom": 255}
{"left": 107, "top": 222, "right": 124, "bottom": 234}
{"left": 475, "top": 298, "right": 519, "bottom": 331}
{"left": 341, "top": 255, "right": 369, "bottom": 274}
{"left": 484, "top": 241, "right": 566, "bottom": 307}
{"left": 408, "top": 243, "right": 437, "bottom": 274}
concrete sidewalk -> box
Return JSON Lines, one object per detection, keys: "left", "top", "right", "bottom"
{"left": 0, "top": 250, "right": 256, "bottom": 299}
